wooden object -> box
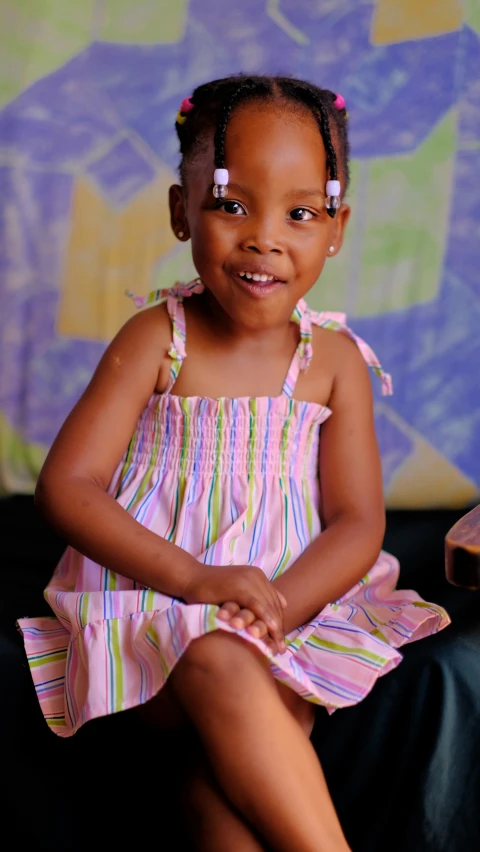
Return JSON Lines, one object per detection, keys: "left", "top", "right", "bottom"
{"left": 445, "top": 504, "right": 480, "bottom": 589}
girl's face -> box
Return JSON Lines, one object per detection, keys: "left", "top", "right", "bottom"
{"left": 170, "top": 101, "right": 350, "bottom": 330}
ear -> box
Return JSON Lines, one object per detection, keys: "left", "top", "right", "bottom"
{"left": 328, "top": 203, "right": 350, "bottom": 257}
{"left": 169, "top": 184, "right": 189, "bottom": 241}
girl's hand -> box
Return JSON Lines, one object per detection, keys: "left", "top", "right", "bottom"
{"left": 217, "top": 601, "right": 280, "bottom": 653}
{"left": 183, "top": 565, "right": 287, "bottom": 653}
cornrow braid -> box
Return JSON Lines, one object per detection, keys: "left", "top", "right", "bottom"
{"left": 213, "top": 78, "right": 269, "bottom": 171}
{"left": 175, "top": 74, "right": 349, "bottom": 203}
{"left": 291, "top": 82, "right": 339, "bottom": 180}
{"left": 278, "top": 80, "right": 341, "bottom": 216}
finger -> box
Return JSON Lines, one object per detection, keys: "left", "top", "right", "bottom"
{"left": 217, "top": 602, "right": 241, "bottom": 621}
{"left": 249, "top": 599, "right": 285, "bottom": 654}
{"left": 269, "top": 586, "right": 286, "bottom": 622}
{"left": 230, "top": 608, "right": 257, "bottom": 630}
{"left": 263, "top": 636, "right": 276, "bottom": 654}
{"left": 247, "top": 619, "right": 269, "bottom": 639}
{"left": 267, "top": 592, "right": 287, "bottom": 651}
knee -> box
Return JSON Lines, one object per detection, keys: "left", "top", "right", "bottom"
{"left": 178, "top": 630, "right": 261, "bottom": 685}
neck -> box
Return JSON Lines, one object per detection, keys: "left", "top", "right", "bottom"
{"left": 200, "top": 288, "right": 298, "bottom": 351}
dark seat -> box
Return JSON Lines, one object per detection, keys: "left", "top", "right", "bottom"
{"left": 1, "top": 497, "right": 479, "bottom": 851}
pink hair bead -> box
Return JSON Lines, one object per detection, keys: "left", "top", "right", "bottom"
{"left": 333, "top": 93, "right": 346, "bottom": 111}
{"left": 180, "top": 97, "right": 195, "bottom": 114}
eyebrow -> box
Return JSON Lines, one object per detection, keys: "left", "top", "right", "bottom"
{"left": 283, "top": 188, "right": 326, "bottom": 200}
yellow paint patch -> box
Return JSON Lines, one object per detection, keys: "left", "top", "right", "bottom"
{"left": 57, "top": 166, "right": 177, "bottom": 342}
{"left": 371, "top": 0, "right": 463, "bottom": 45}
{"left": 379, "top": 405, "right": 479, "bottom": 509}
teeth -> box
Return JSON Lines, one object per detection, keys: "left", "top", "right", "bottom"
{"left": 239, "top": 272, "right": 276, "bottom": 282}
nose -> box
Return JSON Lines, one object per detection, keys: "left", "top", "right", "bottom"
{"left": 240, "top": 216, "right": 283, "bottom": 254}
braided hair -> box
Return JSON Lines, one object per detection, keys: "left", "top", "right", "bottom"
{"left": 175, "top": 74, "right": 349, "bottom": 202}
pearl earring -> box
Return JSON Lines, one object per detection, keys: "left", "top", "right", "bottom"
{"left": 329, "top": 246, "right": 335, "bottom": 253}
{"left": 178, "top": 231, "right": 184, "bottom": 239}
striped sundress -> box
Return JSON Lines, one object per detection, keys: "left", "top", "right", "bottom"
{"left": 19, "top": 280, "right": 450, "bottom": 737}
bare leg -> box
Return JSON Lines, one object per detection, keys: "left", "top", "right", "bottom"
{"left": 184, "top": 747, "right": 266, "bottom": 852}
{"left": 183, "top": 681, "right": 315, "bottom": 852}
{"left": 170, "top": 631, "right": 350, "bottom": 852}
{"left": 137, "top": 670, "right": 266, "bottom": 850}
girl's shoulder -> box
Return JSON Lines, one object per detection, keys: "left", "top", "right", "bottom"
{"left": 101, "top": 298, "right": 174, "bottom": 396}
{"left": 305, "top": 303, "right": 393, "bottom": 397}
{"left": 119, "top": 298, "right": 172, "bottom": 354}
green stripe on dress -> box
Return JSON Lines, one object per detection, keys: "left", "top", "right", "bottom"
{"left": 306, "top": 634, "right": 388, "bottom": 665}
{"left": 272, "top": 399, "right": 293, "bottom": 578}
{"left": 111, "top": 619, "right": 124, "bottom": 712}
{"left": 29, "top": 649, "right": 68, "bottom": 667}
{"left": 246, "top": 398, "right": 257, "bottom": 526}
{"left": 210, "top": 398, "right": 224, "bottom": 543}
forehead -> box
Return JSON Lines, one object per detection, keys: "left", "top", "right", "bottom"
{"left": 229, "top": 101, "right": 326, "bottom": 176}
{"left": 188, "top": 100, "right": 328, "bottom": 191}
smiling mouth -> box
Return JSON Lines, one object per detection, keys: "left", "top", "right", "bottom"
{"left": 236, "top": 271, "right": 284, "bottom": 284}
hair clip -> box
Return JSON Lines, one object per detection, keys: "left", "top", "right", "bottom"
{"left": 213, "top": 168, "right": 229, "bottom": 199}
{"left": 325, "top": 179, "right": 341, "bottom": 217}
{"left": 176, "top": 96, "right": 195, "bottom": 125}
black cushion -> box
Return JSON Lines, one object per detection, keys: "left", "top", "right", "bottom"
{"left": 1, "top": 497, "right": 479, "bottom": 851}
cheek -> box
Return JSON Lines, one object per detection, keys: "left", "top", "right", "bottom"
{"left": 191, "top": 216, "right": 238, "bottom": 258}
{"left": 291, "top": 228, "right": 330, "bottom": 267}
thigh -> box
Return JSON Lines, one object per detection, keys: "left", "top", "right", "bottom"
{"left": 135, "top": 679, "right": 191, "bottom": 732}
{"left": 275, "top": 680, "right": 315, "bottom": 737}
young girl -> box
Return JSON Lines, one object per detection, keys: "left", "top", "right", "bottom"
{"left": 19, "top": 75, "right": 450, "bottom": 852}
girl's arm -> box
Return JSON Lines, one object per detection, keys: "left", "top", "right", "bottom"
{"left": 36, "top": 305, "right": 287, "bottom": 647}
{"left": 272, "top": 335, "right": 386, "bottom": 635}
{"left": 35, "top": 305, "right": 199, "bottom": 596}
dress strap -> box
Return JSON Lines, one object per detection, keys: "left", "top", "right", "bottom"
{"left": 282, "top": 299, "right": 313, "bottom": 398}
{"left": 126, "top": 279, "right": 204, "bottom": 393}
{"left": 308, "top": 305, "right": 393, "bottom": 396}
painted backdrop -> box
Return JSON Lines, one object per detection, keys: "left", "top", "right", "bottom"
{"left": 1, "top": 0, "right": 479, "bottom": 507}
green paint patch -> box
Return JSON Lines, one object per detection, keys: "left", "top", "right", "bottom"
{"left": 100, "top": 1, "right": 188, "bottom": 43}
{"left": 308, "top": 159, "right": 360, "bottom": 314}
{"left": 465, "top": 0, "right": 480, "bottom": 34}
{"left": 357, "top": 110, "right": 456, "bottom": 315}
{"left": 310, "top": 111, "right": 456, "bottom": 317}
{"left": 0, "top": 2, "right": 94, "bottom": 106}
{"left": 153, "top": 242, "right": 197, "bottom": 291}
{"left": 0, "top": 411, "right": 46, "bottom": 495}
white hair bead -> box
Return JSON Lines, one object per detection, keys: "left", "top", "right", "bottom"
{"left": 214, "top": 168, "right": 229, "bottom": 186}
{"left": 326, "top": 179, "right": 341, "bottom": 197}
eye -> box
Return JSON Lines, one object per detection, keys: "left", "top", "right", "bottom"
{"left": 289, "top": 207, "right": 315, "bottom": 221}
{"left": 217, "top": 200, "right": 246, "bottom": 216}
